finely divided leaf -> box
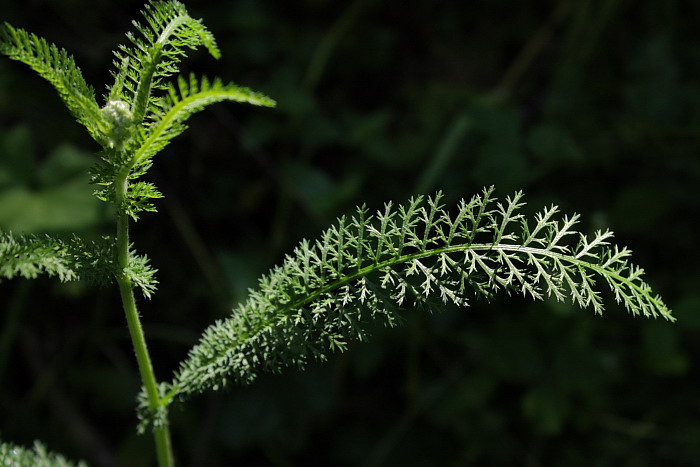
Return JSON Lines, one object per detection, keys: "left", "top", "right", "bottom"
{"left": 0, "top": 440, "right": 86, "bottom": 467}
{"left": 108, "top": 0, "right": 222, "bottom": 122}
{"left": 0, "top": 231, "right": 112, "bottom": 283}
{"left": 0, "top": 23, "right": 107, "bottom": 142}
{"left": 130, "top": 74, "right": 275, "bottom": 166}
{"left": 156, "top": 188, "right": 672, "bottom": 416}
{"left": 0, "top": 231, "right": 157, "bottom": 297}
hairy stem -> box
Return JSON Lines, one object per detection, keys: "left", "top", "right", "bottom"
{"left": 115, "top": 171, "right": 174, "bottom": 467}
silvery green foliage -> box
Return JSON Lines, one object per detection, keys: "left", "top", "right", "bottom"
{"left": 161, "top": 188, "right": 672, "bottom": 409}
{"left": 0, "top": 231, "right": 156, "bottom": 297}
{"left": 0, "top": 440, "right": 86, "bottom": 467}
{"left": 0, "top": 231, "right": 112, "bottom": 284}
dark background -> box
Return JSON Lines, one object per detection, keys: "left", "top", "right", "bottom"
{"left": 1, "top": 0, "right": 699, "bottom": 465}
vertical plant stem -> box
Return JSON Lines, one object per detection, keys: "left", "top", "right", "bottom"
{"left": 115, "top": 172, "right": 174, "bottom": 467}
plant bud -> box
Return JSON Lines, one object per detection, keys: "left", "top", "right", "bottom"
{"left": 101, "top": 100, "right": 133, "bottom": 149}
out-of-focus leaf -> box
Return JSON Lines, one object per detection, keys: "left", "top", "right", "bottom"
{"left": 0, "top": 127, "right": 104, "bottom": 232}
{"left": 0, "top": 181, "right": 101, "bottom": 232}
{"left": 0, "top": 126, "right": 35, "bottom": 186}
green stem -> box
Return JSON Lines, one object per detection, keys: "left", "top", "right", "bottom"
{"left": 115, "top": 171, "right": 174, "bottom": 467}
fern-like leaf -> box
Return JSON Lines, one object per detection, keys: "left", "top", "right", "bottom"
{"left": 156, "top": 188, "right": 672, "bottom": 414}
{"left": 0, "top": 440, "right": 86, "bottom": 467}
{"left": 0, "top": 230, "right": 157, "bottom": 297}
{"left": 108, "top": 0, "right": 221, "bottom": 123}
{"left": 0, "top": 230, "right": 112, "bottom": 283}
{"left": 125, "top": 250, "right": 159, "bottom": 299}
{"left": 129, "top": 74, "right": 276, "bottom": 166}
{"left": 0, "top": 23, "right": 107, "bottom": 142}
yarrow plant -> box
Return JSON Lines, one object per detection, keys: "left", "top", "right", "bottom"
{"left": 0, "top": 1, "right": 673, "bottom": 466}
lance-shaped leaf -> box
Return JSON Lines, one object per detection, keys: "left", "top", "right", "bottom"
{"left": 108, "top": 0, "right": 221, "bottom": 123}
{"left": 153, "top": 188, "right": 672, "bottom": 416}
{"left": 129, "top": 74, "right": 275, "bottom": 166}
{"left": 0, "top": 23, "right": 107, "bottom": 142}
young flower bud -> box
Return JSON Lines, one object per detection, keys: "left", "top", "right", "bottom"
{"left": 101, "top": 100, "right": 133, "bottom": 149}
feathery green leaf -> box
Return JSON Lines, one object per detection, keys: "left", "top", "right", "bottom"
{"left": 0, "top": 22, "right": 107, "bottom": 142}
{"left": 125, "top": 250, "right": 159, "bottom": 299}
{"left": 130, "top": 74, "right": 275, "bottom": 166}
{"left": 109, "top": 0, "right": 221, "bottom": 124}
{"left": 0, "top": 230, "right": 113, "bottom": 284}
{"left": 155, "top": 188, "right": 671, "bottom": 416}
{"left": 0, "top": 440, "right": 86, "bottom": 467}
{"left": 0, "top": 230, "right": 157, "bottom": 297}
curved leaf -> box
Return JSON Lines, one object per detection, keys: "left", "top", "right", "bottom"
{"left": 0, "top": 23, "right": 107, "bottom": 142}
{"left": 159, "top": 188, "right": 672, "bottom": 412}
{"left": 109, "top": 0, "right": 222, "bottom": 123}
{"left": 130, "top": 74, "right": 275, "bottom": 166}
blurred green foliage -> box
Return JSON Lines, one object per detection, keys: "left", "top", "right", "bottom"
{"left": 1, "top": 0, "right": 699, "bottom": 465}
{"left": 0, "top": 126, "right": 108, "bottom": 232}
